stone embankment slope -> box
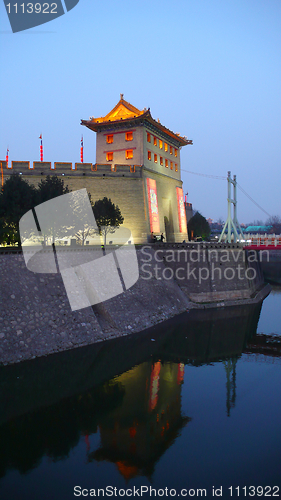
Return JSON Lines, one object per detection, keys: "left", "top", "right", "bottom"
{"left": 0, "top": 244, "right": 270, "bottom": 365}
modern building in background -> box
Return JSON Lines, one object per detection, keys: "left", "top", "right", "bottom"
{"left": 185, "top": 201, "right": 193, "bottom": 225}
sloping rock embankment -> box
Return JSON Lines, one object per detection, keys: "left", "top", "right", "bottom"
{"left": 0, "top": 244, "right": 270, "bottom": 365}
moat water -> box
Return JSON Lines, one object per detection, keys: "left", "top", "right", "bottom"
{"left": 0, "top": 286, "right": 280, "bottom": 500}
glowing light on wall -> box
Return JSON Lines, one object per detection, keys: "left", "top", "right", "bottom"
{"left": 147, "top": 178, "right": 160, "bottom": 233}
{"left": 176, "top": 187, "right": 187, "bottom": 233}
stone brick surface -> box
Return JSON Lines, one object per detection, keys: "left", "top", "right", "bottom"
{"left": 0, "top": 245, "right": 268, "bottom": 366}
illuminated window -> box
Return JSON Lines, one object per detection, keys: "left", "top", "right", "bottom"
{"left": 148, "top": 151, "right": 151, "bottom": 161}
{"left": 147, "top": 132, "right": 151, "bottom": 142}
{"left": 165, "top": 158, "right": 168, "bottom": 168}
{"left": 126, "top": 131, "right": 133, "bottom": 141}
{"left": 170, "top": 161, "right": 173, "bottom": 170}
{"left": 111, "top": 164, "right": 116, "bottom": 172}
{"left": 170, "top": 146, "right": 173, "bottom": 155}
{"left": 106, "top": 152, "right": 113, "bottom": 161}
{"left": 154, "top": 154, "right": 157, "bottom": 163}
{"left": 126, "top": 149, "right": 133, "bottom": 159}
{"left": 175, "top": 163, "right": 178, "bottom": 172}
{"left": 175, "top": 149, "right": 178, "bottom": 157}
{"left": 159, "top": 140, "right": 163, "bottom": 149}
{"left": 164, "top": 143, "right": 168, "bottom": 152}
{"left": 107, "top": 135, "right": 113, "bottom": 144}
{"left": 153, "top": 136, "right": 157, "bottom": 146}
{"left": 130, "top": 165, "right": 135, "bottom": 173}
{"left": 160, "top": 156, "right": 163, "bottom": 166}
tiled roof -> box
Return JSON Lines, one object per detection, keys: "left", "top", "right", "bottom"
{"left": 81, "top": 96, "right": 192, "bottom": 147}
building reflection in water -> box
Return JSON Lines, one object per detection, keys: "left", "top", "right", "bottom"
{"left": 223, "top": 358, "right": 237, "bottom": 416}
{"left": 88, "top": 360, "right": 190, "bottom": 480}
{"left": 1, "top": 301, "right": 279, "bottom": 481}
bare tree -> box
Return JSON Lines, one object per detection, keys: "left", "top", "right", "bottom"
{"left": 265, "top": 215, "right": 281, "bottom": 234}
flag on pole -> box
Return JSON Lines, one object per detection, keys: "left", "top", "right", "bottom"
{"left": 39, "top": 134, "right": 43, "bottom": 162}
{"left": 6, "top": 147, "right": 9, "bottom": 168}
{"left": 80, "top": 135, "right": 83, "bottom": 163}
{"left": 1, "top": 162, "right": 3, "bottom": 189}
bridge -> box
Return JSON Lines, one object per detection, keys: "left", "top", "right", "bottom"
{"left": 244, "top": 235, "right": 281, "bottom": 250}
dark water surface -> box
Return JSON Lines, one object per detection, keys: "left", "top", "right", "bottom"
{"left": 0, "top": 288, "right": 280, "bottom": 500}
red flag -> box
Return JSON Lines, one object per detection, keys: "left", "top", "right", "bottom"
{"left": 39, "top": 135, "right": 43, "bottom": 161}
{"left": 80, "top": 135, "right": 83, "bottom": 163}
{"left": 6, "top": 147, "right": 9, "bottom": 168}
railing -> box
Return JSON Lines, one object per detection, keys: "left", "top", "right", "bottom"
{"left": 244, "top": 235, "right": 281, "bottom": 247}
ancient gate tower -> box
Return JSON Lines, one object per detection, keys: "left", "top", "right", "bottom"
{"left": 3, "top": 95, "right": 192, "bottom": 244}
{"left": 81, "top": 95, "right": 192, "bottom": 243}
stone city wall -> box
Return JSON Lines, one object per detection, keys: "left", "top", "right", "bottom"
{"left": 3, "top": 163, "right": 148, "bottom": 244}
{"left": 148, "top": 243, "right": 265, "bottom": 303}
{"left": 2, "top": 162, "right": 188, "bottom": 243}
{"left": 0, "top": 244, "right": 270, "bottom": 366}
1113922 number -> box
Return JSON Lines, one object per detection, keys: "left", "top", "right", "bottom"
{"left": 6, "top": 3, "right": 58, "bottom": 13}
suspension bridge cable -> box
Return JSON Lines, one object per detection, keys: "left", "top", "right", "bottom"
{"left": 181, "top": 168, "right": 226, "bottom": 180}
{"left": 237, "top": 183, "right": 271, "bottom": 218}
{"left": 182, "top": 168, "right": 272, "bottom": 217}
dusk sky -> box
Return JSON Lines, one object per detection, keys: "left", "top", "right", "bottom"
{"left": 1, "top": 0, "right": 280, "bottom": 224}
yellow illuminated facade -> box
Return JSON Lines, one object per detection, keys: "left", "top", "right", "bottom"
{"left": 80, "top": 95, "right": 193, "bottom": 243}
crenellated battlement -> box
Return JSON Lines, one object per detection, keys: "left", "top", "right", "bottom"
{"left": 1, "top": 161, "right": 143, "bottom": 178}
